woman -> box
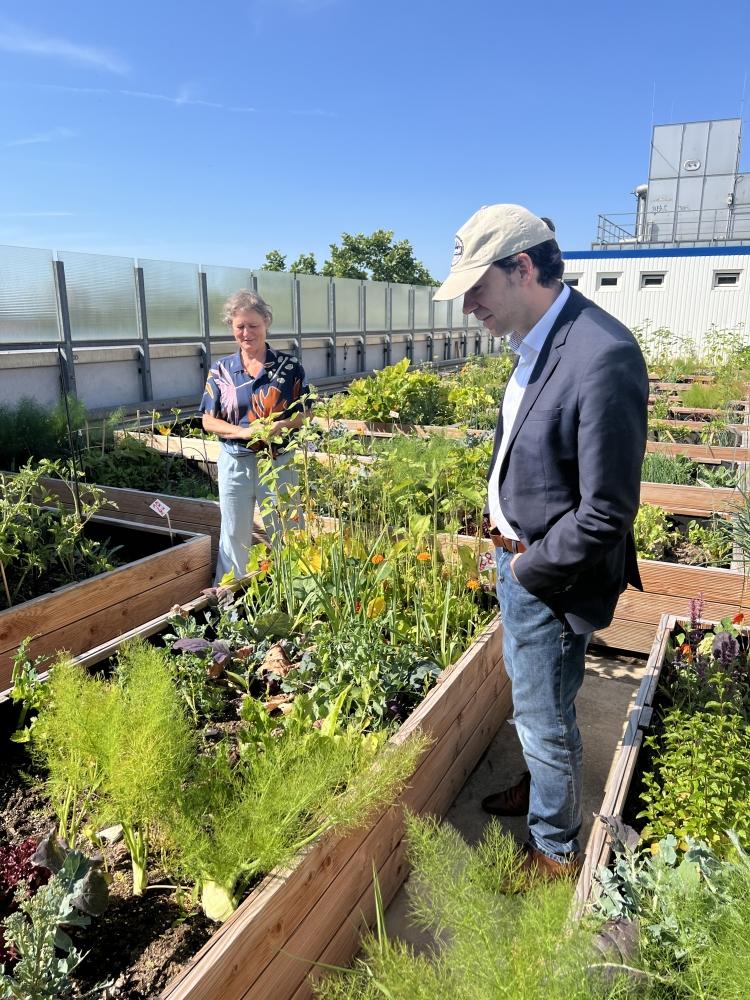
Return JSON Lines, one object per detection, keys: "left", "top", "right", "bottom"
{"left": 200, "top": 289, "right": 310, "bottom": 582}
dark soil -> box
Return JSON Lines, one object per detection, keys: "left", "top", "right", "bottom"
{"left": 69, "top": 850, "right": 215, "bottom": 999}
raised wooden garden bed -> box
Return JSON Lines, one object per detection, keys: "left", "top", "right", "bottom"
{"left": 0, "top": 516, "right": 211, "bottom": 691}
{"left": 72, "top": 604, "right": 509, "bottom": 1000}
{"left": 126, "top": 431, "right": 222, "bottom": 464}
{"left": 575, "top": 613, "right": 673, "bottom": 909}
{"left": 34, "top": 477, "right": 268, "bottom": 572}
{"left": 646, "top": 439, "right": 750, "bottom": 464}
{"left": 592, "top": 561, "right": 749, "bottom": 655}
{"left": 639, "top": 481, "right": 738, "bottom": 518}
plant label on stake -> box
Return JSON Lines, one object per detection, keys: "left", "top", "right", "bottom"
{"left": 149, "top": 499, "right": 174, "bottom": 546}
{"left": 477, "top": 550, "right": 496, "bottom": 579}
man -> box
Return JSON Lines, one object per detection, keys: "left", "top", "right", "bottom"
{"left": 432, "top": 205, "right": 648, "bottom": 878}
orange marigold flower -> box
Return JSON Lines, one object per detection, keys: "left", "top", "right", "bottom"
{"left": 372, "top": 554, "right": 385, "bottom": 564}
{"left": 259, "top": 559, "right": 271, "bottom": 572}
{"left": 466, "top": 579, "right": 481, "bottom": 590}
{"left": 417, "top": 551, "right": 431, "bottom": 562}
{"left": 292, "top": 514, "right": 300, "bottom": 523}
{"left": 733, "top": 612, "right": 745, "bottom": 625}
{"left": 355, "top": 601, "right": 362, "bottom": 612}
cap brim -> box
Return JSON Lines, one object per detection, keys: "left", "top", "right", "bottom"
{"left": 432, "top": 262, "right": 492, "bottom": 301}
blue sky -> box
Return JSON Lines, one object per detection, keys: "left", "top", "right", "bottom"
{"left": 2, "top": 0, "right": 750, "bottom": 279}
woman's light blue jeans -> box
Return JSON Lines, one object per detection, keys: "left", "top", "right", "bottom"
{"left": 215, "top": 444, "right": 302, "bottom": 583}
{"left": 495, "top": 547, "right": 591, "bottom": 861}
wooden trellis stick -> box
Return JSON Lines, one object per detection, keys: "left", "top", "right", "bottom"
{"left": 0, "top": 562, "right": 12, "bottom": 607}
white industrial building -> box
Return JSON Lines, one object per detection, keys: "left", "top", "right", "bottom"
{"left": 563, "top": 118, "right": 750, "bottom": 351}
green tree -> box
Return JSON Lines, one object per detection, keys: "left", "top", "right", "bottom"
{"left": 290, "top": 252, "right": 318, "bottom": 275}
{"left": 321, "top": 230, "right": 438, "bottom": 285}
{"left": 262, "top": 249, "right": 287, "bottom": 271}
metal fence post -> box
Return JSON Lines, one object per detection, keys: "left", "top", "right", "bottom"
{"left": 293, "top": 278, "right": 303, "bottom": 362}
{"left": 386, "top": 285, "right": 392, "bottom": 365}
{"left": 408, "top": 287, "right": 415, "bottom": 362}
{"left": 360, "top": 281, "right": 367, "bottom": 373}
{"left": 330, "top": 280, "right": 337, "bottom": 377}
{"left": 52, "top": 260, "right": 77, "bottom": 397}
{"left": 134, "top": 266, "right": 153, "bottom": 403}
{"left": 198, "top": 270, "right": 211, "bottom": 380}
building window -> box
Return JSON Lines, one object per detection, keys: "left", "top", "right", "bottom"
{"left": 714, "top": 271, "right": 741, "bottom": 288}
{"left": 641, "top": 272, "right": 665, "bottom": 288}
{"left": 596, "top": 273, "right": 621, "bottom": 290}
{"left": 563, "top": 273, "right": 582, "bottom": 287}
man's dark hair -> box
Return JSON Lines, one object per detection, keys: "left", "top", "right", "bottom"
{"left": 493, "top": 218, "right": 564, "bottom": 287}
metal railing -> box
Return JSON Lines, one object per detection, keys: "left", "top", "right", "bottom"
{"left": 595, "top": 209, "right": 750, "bottom": 248}
{"left": 0, "top": 244, "right": 489, "bottom": 413}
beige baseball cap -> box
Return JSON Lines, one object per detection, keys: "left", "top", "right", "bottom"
{"left": 432, "top": 204, "right": 556, "bottom": 301}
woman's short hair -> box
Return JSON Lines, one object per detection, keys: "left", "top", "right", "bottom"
{"left": 221, "top": 289, "right": 273, "bottom": 327}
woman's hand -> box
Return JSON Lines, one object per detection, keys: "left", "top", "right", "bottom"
{"left": 202, "top": 412, "right": 250, "bottom": 441}
{"left": 202, "top": 410, "right": 309, "bottom": 446}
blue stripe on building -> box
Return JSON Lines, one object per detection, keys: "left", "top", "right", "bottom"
{"left": 563, "top": 246, "right": 750, "bottom": 260}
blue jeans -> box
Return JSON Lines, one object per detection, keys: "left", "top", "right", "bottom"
{"left": 495, "top": 548, "right": 591, "bottom": 861}
{"left": 216, "top": 445, "right": 301, "bottom": 584}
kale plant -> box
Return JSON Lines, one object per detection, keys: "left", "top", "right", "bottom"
{"left": 0, "top": 833, "right": 109, "bottom": 1000}
{"left": 591, "top": 818, "right": 750, "bottom": 992}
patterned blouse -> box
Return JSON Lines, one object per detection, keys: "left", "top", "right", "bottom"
{"left": 199, "top": 346, "right": 310, "bottom": 457}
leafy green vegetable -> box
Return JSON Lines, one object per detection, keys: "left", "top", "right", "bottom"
{"left": 0, "top": 842, "right": 110, "bottom": 1000}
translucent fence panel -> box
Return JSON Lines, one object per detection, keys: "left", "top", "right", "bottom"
{"left": 297, "top": 273, "right": 330, "bottom": 334}
{"left": 333, "top": 278, "right": 361, "bottom": 332}
{"left": 390, "top": 283, "right": 410, "bottom": 330}
{"left": 202, "top": 264, "right": 253, "bottom": 338}
{"left": 365, "top": 280, "right": 388, "bottom": 331}
{"left": 253, "top": 271, "right": 294, "bottom": 334}
{"left": 0, "top": 245, "right": 59, "bottom": 343}
{"left": 59, "top": 251, "right": 138, "bottom": 342}
{"left": 432, "top": 297, "right": 449, "bottom": 329}
{"left": 413, "top": 286, "right": 431, "bottom": 329}
{"left": 450, "top": 297, "right": 467, "bottom": 329}
{"left": 139, "top": 259, "right": 201, "bottom": 339}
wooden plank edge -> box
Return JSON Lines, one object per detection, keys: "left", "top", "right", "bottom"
{"left": 0, "top": 533, "right": 211, "bottom": 657}
{"left": 0, "top": 569, "right": 262, "bottom": 702}
{"left": 574, "top": 613, "right": 674, "bottom": 912}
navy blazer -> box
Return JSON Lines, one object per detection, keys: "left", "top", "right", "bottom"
{"left": 488, "top": 286, "right": 648, "bottom": 634}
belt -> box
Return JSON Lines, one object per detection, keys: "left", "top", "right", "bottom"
{"left": 488, "top": 527, "right": 526, "bottom": 554}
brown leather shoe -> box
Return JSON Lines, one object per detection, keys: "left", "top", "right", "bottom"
{"left": 481, "top": 770, "right": 531, "bottom": 816}
{"left": 519, "top": 843, "right": 581, "bottom": 882}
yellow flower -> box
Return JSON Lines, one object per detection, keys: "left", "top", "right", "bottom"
{"left": 466, "top": 579, "right": 480, "bottom": 590}
{"left": 366, "top": 596, "right": 386, "bottom": 618}
{"left": 417, "top": 551, "right": 431, "bottom": 562}
{"left": 371, "top": 554, "right": 385, "bottom": 565}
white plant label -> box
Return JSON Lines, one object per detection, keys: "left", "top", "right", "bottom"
{"left": 389, "top": 410, "right": 400, "bottom": 419}
{"left": 149, "top": 499, "right": 171, "bottom": 518}
{"left": 477, "top": 550, "right": 496, "bottom": 573}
